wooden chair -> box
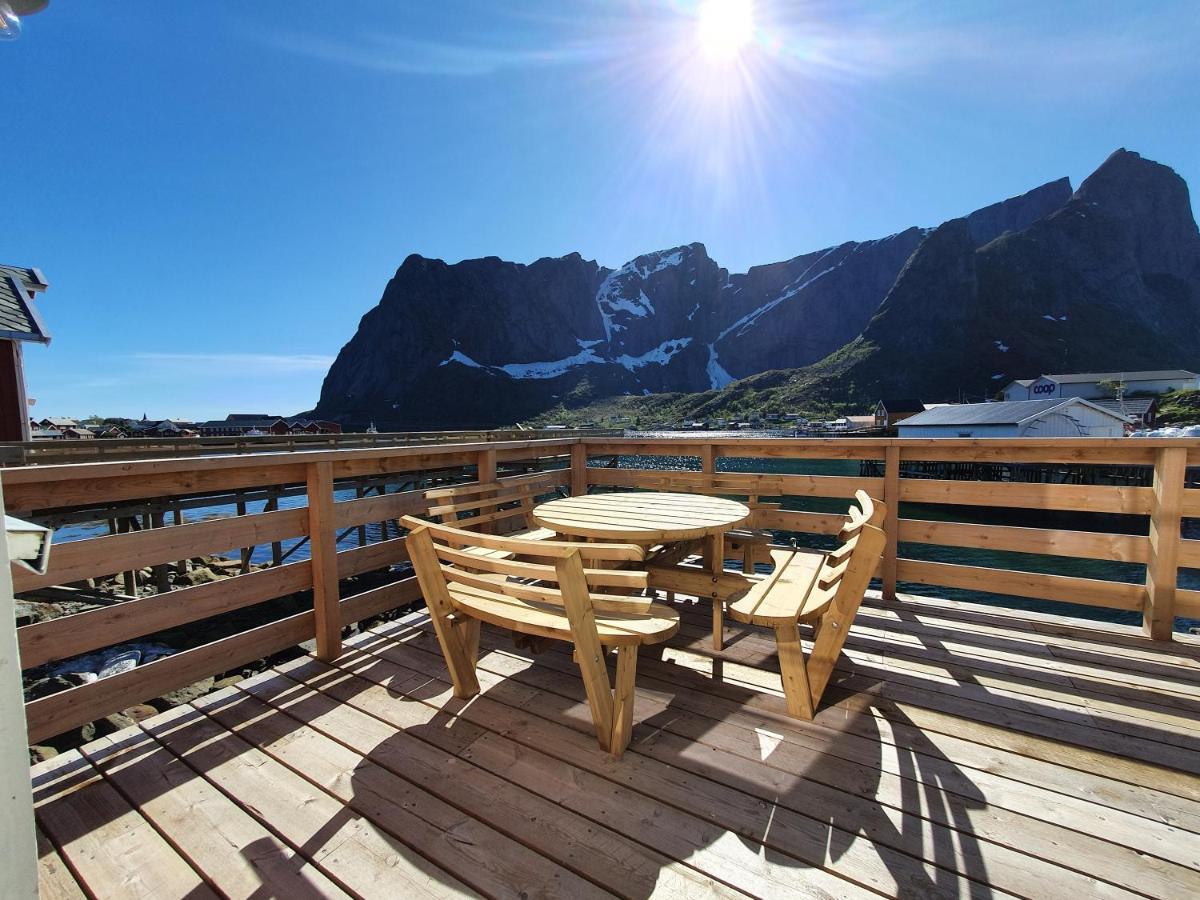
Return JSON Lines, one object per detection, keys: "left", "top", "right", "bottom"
{"left": 424, "top": 477, "right": 558, "bottom": 541}
{"left": 401, "top": 516, "right": 680, "bottom": 757}
{"left": 727, "top": 490, "right": 886, "bottom": 719}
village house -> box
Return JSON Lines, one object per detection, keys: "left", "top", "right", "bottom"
{"left": 897, "top": 397, "right": 1132, "bottom": 438}
{"left": 1002, "top": 370, "right": 1199, "bottom": 402}
{"left": 197, "top": 413, "right": 343, "bottom": 437}
{"left": 873, "top": 397, "right": 927, "bottom": 428}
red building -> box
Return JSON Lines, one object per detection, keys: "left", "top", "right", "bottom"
{"left": 0, "top": 266, "right": 50, "bottom": 442}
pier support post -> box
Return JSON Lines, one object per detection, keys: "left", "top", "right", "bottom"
{"left": 882, "top": 445, "right": 900, "bottom": 601}
{"left": 1144, "top": 447, "right": 1186, "bottom": 640}
{"left": 306, "top": 461, "right": 342, "bottom": 660}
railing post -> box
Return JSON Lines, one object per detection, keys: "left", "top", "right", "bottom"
{"left": 477, "top": 447, "right": 497, "bottom": 484}
{"left": 306, "top": 460, "right": 342, "bottom": 660}
{"left": 570, "top": 442, "right": 587, "bottom": 496}
{"left": 882, "top": 444, "right": 900, "bottom": 600}
{"left": 700, "top": 443, "right": 716, "bottom": 475}
{"left": 1144, "top": 446, "right": 1186, "bottom": 640}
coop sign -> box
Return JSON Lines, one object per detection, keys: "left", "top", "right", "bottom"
{"left": 1032, "top": 383, "right": 1058, "bottom": 396}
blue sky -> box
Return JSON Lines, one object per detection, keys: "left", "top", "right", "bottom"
{"left": 5, "top": 1, "right": 1198, "bottom": 421}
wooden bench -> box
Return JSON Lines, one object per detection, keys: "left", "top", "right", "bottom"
{"left": 728, "top": 490, "right": 886, "bottom": 719}
{"left": 424, "top": 476, "right": 559, "bottom": 542}
{"left": 402, "top": 516, "right": 680, "bottom": 757}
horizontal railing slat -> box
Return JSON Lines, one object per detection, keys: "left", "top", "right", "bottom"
{"left": 895, "top": 559, "right": 1144, "bottom": 610}
{"left": 899, "top": 479, "right": 1153, "bottom": 515}
{"left": 16, "top": 561, "right": 313, "bottom": 670}
{"left": 12, "top": 506, "right": 310, "bottom": 593}
{"left": 898, "top": 519, "right": 1150, "bottom": 563}
{"left": 585, "top": 466, "right": 881, "bottom": 498}
{"left": 21, "top": 573, "right": 422, "bottom": 744}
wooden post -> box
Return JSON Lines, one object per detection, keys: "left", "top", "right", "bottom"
{"left": 700, "top": 443, "right": 716, "bottom": 475}
{"left": 150, "top": 511, "right": 170, "bottom": 593}
{"left": 355, "top": 482, "right": 367, "bottom": 546}
{"left": 882, "top": 445, "right": 900, "bottom": 601}
{"left": 1144, "top": 446, "right": 1186, "bottom": 640}
{"left": 171, "top": 507, "right": 187, "bottom": 575}
{"left": 570, "top": 442, "right": 588, "bottom": 496}
{"left": 306, "top": 461, "right": 342, "bottom": 660}
{"left": 265, "top": 493, "right": 283, "bottom": 566}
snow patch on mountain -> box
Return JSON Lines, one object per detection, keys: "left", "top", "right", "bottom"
{"left": 706, "top": 345, "right": 734, "bottom": 390}
{"left": 716, "top": 257, "right": 840, "bottom": 345}
{"left": 439, "top": 350, "right": 485, "bottom": 369}
{"left": 615, "top": 338, "right": 691, "bottom": 371}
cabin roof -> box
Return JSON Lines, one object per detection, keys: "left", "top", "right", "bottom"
{"left": 0, "top": 265, "right": 51, "bottom": 344}
{"left": 899, "top": 397, "right": 1129, "bottom": 427}
{"left": 1092, "top": 397, "right": 1157, "bottom": 417}
{"left": 1043, "top": 370, "right": 1198, "bottom": 384}
{"left": 876, "top": 397, "right": 925, "bottom": 413}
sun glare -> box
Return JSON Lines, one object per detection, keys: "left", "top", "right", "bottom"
{"left": 696, "top": 0, "right": 755, "bottom": 62}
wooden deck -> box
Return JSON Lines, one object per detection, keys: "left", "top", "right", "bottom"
{"left": 32, "top": 591, "right": 1200, "bottom": 899}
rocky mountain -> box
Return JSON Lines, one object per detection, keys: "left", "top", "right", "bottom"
{"left": 725, "top": 149, "right": 1200, "bottom": 412}
{"left": 314, "top": 173, "right": 1073, "bottom": 428}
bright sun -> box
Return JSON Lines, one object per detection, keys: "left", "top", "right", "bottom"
{"left": 696, "top": 0, "right": 755, "bottom": 62}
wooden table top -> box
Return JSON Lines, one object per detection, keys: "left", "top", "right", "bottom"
{"left": 532, "top": 491, "right": 750, "bottom": 543}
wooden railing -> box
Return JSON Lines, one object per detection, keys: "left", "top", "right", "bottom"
{"left": 5, "top": 438, "right": 576, "bottom": 744}
{"left": 0, "top": 427, "right": 619, "bottom": 467}
{"left": 579, "top": 436, "right": 1200, "bottom": 641}
{"left": 5, "top": 435, "right": 1198, "bottom": 745}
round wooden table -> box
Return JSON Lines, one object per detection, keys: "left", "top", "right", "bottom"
{"left": 533, "top": 491, "right": 751, "bottom": 649}
{"left": 532, "top": 491, "right": 750, "bottom": 545}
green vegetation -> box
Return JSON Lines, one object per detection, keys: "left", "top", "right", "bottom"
{"left": 1154, "top": 389, "right": 1200, "bottom": 426}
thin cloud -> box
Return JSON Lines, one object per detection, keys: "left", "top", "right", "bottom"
{"left": 132, "top": 353, "right": 335, "bottom": 374}
{"left": 257, "top": 29, "right": 633, "bottom": 77}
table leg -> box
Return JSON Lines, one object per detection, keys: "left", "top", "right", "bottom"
{"left": 706, "top": 531, "right": 724, "bottom": 650}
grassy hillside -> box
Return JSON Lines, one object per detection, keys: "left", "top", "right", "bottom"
{"left": 1155, "top": 389, "right": 1200, "bottom": 426}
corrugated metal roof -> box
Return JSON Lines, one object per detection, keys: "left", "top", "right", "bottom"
{"left": 1092, "top": 397, "right": 1156, "bottom": 416}
{"left": 1044, "top": 370, "right": 1197, "bottom": 384}
{"left": 898, "top": 398, "right": 1128, "bottom": 427}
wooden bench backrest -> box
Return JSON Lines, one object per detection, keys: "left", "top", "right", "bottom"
{"left": 804, "top": 490, "right": 887, "bottom": 704}
{"left": 424, "top": 475, "right": 557, "bottom": 533}
{"left": 400, "top": 515, "right": 652, "bottom": 617}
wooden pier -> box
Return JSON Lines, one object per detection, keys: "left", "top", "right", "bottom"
{"left": 34, "top": 596, "right": 1200, "bottom": 898}
{"left": 9, "top": 435, "right": 1200, "bottom": 896}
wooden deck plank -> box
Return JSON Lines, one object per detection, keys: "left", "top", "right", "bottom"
{"left": 33, "top": 587, "right": 1200, "bottom": 900}
{"left": 356, "top": 625, "right": 1039, "bottom": 899}
{"left": 140, "top": 697, "right": 476, "bottom": 899}
{"left": 418, "top": 619, "right": 1196, "bottom": 898}
{"left": 31, "top": 750, "right": 217, "bottom": 899}
{"left": 675, "top": 615, "right": 1200, "bottom": 753}
{"left": 666, "top": 607, "right": 1200, "bottom": 778}
{"left": 271, "top": 648, "right": 864, "bottom": 899}
{"left": 324, "top": 635, "right": 882, "bottom": 899}
{"left": 191, "top": 684, "right": 612, "bottom": 900}
{"left": 35, "top": 827, "right": 87, "bottom": 900}
{"left": 234, "top": 662, "right": 746, "bottom": 899}
{"left": 79, "top": 725, "right": 352, "bottom": 900}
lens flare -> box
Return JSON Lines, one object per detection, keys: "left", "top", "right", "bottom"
{"left": 696, "top": 0, "right": 755, "bottom": 61}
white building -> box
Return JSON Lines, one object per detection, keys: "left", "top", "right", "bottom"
{"left": 897, "top": 398, "right": 1131, "bottom": 438}
{"left": 1002, "top": 370, "right": 1199, "bottom": 402}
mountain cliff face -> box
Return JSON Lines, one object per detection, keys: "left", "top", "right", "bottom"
{"left": 314, "top": 173, "right": 1073, "bottom": 428}
{"left": 772, "top": 150, "right": 1200, "bottom": 406}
